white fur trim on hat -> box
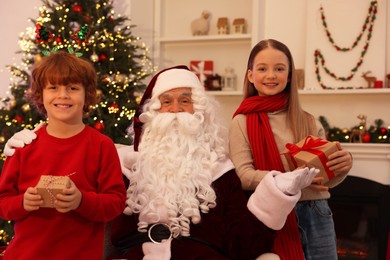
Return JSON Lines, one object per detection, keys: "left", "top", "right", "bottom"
{"left": 152, "top": 68, "right": 204, "bottom": 98}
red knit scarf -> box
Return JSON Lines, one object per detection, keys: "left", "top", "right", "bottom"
{"left": 233, "top": 92, "right": 304, "bottom": 260}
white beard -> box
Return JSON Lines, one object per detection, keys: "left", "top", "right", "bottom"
{"left": 126, "top": 112, "right": 218, "bottom": 237}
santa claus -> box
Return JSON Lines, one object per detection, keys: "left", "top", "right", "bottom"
{"left": 4, "top": 66, "right": 317, "bottom": 259}
{"left": 109, "top": 66, "right": 318, "bottom": 259}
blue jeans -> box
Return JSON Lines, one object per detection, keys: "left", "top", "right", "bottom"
{"left": 295, "top": 200, "right": 337, "bottom": 260}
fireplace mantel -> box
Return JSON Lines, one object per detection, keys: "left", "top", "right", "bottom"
{"left": 341, "top": 143, "right": 390, "bottom": 185}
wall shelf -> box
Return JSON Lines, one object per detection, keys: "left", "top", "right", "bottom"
{"left": 160, "top": 34, "right": 252, "bottom": 43}
{"left": 206, "top": 90, "right": 242, "bottom": 96}
{"left": 299, "top": 88, "right": 390, "bottom": 95}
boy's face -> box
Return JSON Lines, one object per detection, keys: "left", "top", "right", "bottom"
{"left": 43, "top": 82, "right": 85, "bottom": 124}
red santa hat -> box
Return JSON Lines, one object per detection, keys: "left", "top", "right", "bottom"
{"left": 133, "top": 65, "right": 204, "bottom": 151}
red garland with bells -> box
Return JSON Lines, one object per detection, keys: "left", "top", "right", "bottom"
{"left": 314, "top": 0, "right": 378, "bottom": 89}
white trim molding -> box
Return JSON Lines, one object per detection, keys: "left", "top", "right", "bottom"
{"left": 341, "top": 143, "right": 390, "bottom": 185}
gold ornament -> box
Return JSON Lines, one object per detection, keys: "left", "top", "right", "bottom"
{"left": 90, "top": 52, "right": 99, "bottom": 62}
{"left": 35, "top": 54, "right": 42, "bottom": 62}
{"left": 114, "top": 74, "right": 126, "bottom": 83}
{"left": 0, "top": 136, "right": 5, "bottom": 143}
{"left": 136, "top": 95, "right": 142, "bottom": 105}
{"left": 10, "top": 99, "right": 17, "bottom": 108}
{"left": 96, "top": 89, "right": 103, "bottom": 99}
{"left": 22, "top": 103, "right": 31, "bottom": 112}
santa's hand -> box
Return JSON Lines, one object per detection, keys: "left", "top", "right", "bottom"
{"left": 4, "top": 122, "right": 44, "bottom": 156}
{"left": 248, "top": 168, "right": 318, "bottom": 230}
{"left": 274, "top": 167, "right": 319, "bottom": 196}
{"left": 116, "top": 145, "right": 139, "bottom": 178}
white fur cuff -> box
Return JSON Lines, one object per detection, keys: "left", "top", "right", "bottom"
{"left": 247, "top": 171, "right": 300, "bottom": 230}
{"left": 142, "top": 239, "right": 172, "bottom": 260}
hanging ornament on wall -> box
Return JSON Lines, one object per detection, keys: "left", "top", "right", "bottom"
{"left": 313, "top": 0, "right": 378, "bottom": 89}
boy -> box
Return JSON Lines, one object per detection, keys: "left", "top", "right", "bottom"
{"left": 0, "top": 51, "right": 126, "bottom": 259}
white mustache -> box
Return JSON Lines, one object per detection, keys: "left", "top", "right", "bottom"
{"left": 148, "top": 112, "right": 204, "bottom": 136}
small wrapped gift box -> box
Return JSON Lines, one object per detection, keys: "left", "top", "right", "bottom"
{"left": 282, "top": 135, "right": 339, "bottom": 182}
{"left": 189, "top": 60, "right": 213, "bottom": 87}
{"left": 35, "top": 175, "right": 71, "bottom": 208}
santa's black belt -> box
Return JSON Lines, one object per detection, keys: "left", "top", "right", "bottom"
{"left": 117, "top": 223, "right": 225, "bottom": 256}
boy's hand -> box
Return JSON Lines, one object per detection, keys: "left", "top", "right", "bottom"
{"left": 55, "top": 180, "right": 82, "bottom": 213}
{"left": 23, "top": 187, "right": 43, "bottom": 211}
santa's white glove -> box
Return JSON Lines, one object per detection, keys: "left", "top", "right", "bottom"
{"left": 142, "top": 238, "right": 172, "bottom": 260}
{"left": 247, "top": 168, "right": 318, "bottom": 230}
{"left": 116, "top": 145, "right": 139, "bottom": 179}
{"left": 4, "top": 122, "right": 45, "bottom": 157}
{"left": 274, "top": 167, "right": 319, "bottom": 196}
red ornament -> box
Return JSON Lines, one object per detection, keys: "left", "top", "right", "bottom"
{"left": 101, "top": 76, "right": 110, "bottom": 83}
{"left": 99, "top": 53, "right": 107, "bottom": 61}
{"left": 362, "top": 133, "right": 371, "bottom": 143}
{"left": 13, "top": 115, "right": 24, "bottom": 123}
{"left": 72, "top": 4, "right": 83, "bottom": 13}
{"left": 93, "top": 122, "right": 105, "bottom": 133}
{"left": 380, "top": 127, "right": 387, "bottom": 135}
{"left": 84, "top": 15, "right": 91, "bottom": 23}
{"left": 35, "top": 23, "right": 54, "bottom": 43}
{"left": 109, "top": 103, "right": 119, "bottom": 113}
{"left": 55, "top": 36, "right": 62, "bottom": 43}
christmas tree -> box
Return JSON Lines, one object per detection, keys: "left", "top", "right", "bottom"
{"left": 0, "top": 0, "right": 154, "bottom": 246}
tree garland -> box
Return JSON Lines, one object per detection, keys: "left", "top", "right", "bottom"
{"left": 314, "top": 1, "right": 378, "bottom": 89}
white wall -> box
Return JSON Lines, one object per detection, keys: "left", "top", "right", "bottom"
{"left": 0, "top": 0, "right": 154, "bottom": 98}
{"left": 1, "top": 0, "right": 389, "bottom": 129}
{"left": 0, "top": 0, "right": 42, "bottom": 97}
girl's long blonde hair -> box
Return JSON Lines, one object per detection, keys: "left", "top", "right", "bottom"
{"left": 243, "top": 39, "right": 317, "bottom": 142}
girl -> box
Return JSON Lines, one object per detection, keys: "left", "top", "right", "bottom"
{"left": 229, "top": 39, "right": 353, "bottom": 260}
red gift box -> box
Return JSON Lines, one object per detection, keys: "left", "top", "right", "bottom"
{"left": 282, "top": 135, "right": 339, "bottom": 182}
{"left": 190, "top": 60, "right": 213, "bottom": 86}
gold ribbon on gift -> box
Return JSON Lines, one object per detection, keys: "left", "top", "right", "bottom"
{"left": 285, "top": 136, "right": 335, "bottom": 180}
